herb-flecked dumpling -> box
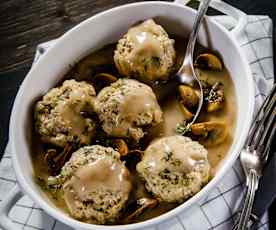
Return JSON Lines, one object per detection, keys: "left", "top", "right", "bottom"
{"left": 114, "top": 19, "right": 176, "bottom": 82}
{"left": 137, "top": 135, "right": 210, "bottom": 203}
{"left": 95, "top": 79, "right": 163, "bottom": 142}
{"left": 35, "top": 80, "right": 96, "bottom": 147}
{"left": 48, "top": 145, "right": 132, "bottom": 224}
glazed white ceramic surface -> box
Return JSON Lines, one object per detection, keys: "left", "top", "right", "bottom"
{"left": 5, "top": 1, "right": 254, "bottom": 230}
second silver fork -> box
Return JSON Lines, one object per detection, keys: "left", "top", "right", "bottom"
{"left": 233, "top": 85, "right": 276, "bottom": 230}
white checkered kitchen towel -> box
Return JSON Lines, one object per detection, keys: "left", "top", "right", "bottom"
{"left": 0, "top": 10, "right": 274, "bottom": 230}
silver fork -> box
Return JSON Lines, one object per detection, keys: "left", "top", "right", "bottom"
{"left": 232, "top": 85, "right": 276, "bottom": 230}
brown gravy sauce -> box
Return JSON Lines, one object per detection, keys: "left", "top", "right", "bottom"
{"left": 55, "top": 88, "right": 94, "bottom": 141}
{"left": 144, "top": 136, "right": 207, "bottom": 174}
{"left": 63, "top": 158, "right": 131, "bottom": 203}
{"left": 124, "top": 19, "right": 164, "bottom": 71}
{"left": 120, "top": 85, "right": 159, "bottom": 120}
{"left": 32, "top": 35, "right": 236, "bottom": 224}
{"left": 56, "top": 101, "right": 86, "bottom": 138}
{"left": 114, "top": 83, "right": 162, "bottom": 136}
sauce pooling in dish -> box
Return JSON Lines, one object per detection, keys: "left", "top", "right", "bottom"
{"left": 32, "top": 20, "right": 236, "bottom": 225}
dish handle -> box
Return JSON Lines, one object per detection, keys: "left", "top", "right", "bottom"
{"left": 174, "top": 0, "right": 247, "bottom": 37}
{"left": 0, "top": 185, "right": 23, "bottom": 230}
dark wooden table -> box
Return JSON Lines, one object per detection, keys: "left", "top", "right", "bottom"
{"left": 1, "top": 0, "right": 276, "bottom": 74}
{"left": 1, "top": 0, "right": 276, "bottom": 228}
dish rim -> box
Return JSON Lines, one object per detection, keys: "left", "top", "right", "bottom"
{"left": 10, "top": 1, "right": 255, "bottom": 229}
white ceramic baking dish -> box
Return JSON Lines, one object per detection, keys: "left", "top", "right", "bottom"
{"left": 0, "top": 0, "right": 254, "bottom": 229}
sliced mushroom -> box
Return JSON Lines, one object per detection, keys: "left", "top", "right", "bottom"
{"left": 44, "top": 149, "right": 58, "bottom": 162}
{"left": 44, "top": 149, "right": 59, "bottom": 174}
{"left": 112, "top": 139, "right": 129, "bottom": 156}
{"left": 123, "top": 198, "right": 158, "bottom": 223}
{"left": 92, "top": 73, "right": 117, "bottom": 91}
{"left": 127, "top": 149, "right": 144, "bottom": 156}
{"left": 191, "top": 121, "right": 227, "bottom": 147}
{"left": 194, "top": 53, "right": 223, "bottom": 71}
{"left": 44, "top": 143, "right": 75, "bottom": 175}
{"left": 94, "top": 73, "right": 117, "bottom": 84}
{"left": 121, "top": 149, "right": 144, "bottom": 171}
{"left": 179, "top": 102, "right": 193, "bottom": 121}
{"left": 178, "top": 85, "right": 199, "bottom": 109}
{"left": 206, "top": 82, "right": 224, "bottom": 112}
{"left": 207, "top": 101, "right": 223, "bottom": 112}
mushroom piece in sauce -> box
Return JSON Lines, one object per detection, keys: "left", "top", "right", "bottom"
{"left": 178, "top": 102, "right": 193, "bottom": 121}
{"left": 44, "top": 142, "right": 76, "bottom": 175}
{"left": 194, "top": 53, "right": 223, "bottom": 71}
{"left": 93, "top": 73, "right": 118, "bottom": 92}
{"left": 191, "top": 121, "right": 228, "bottom": 147}
{"left": 114, "top": 19, "right": 176, "bottom": 82}
{"left": 95, "top": 79, "right": 163, "bottom": 142}
{"left": 123, "top": 198, "right": 158, "bottom": 223}
{"left": 178, "top": 85, "right": 199, "bottom": 109}
{"left": 48, "top": 145, "right": 132, "bottom": 224}
{"left": 137, "top": 135, "right": 210, "bottom": 203}
{"left": 111, "top": 139, "right": 129, "bottom": 156}
{"left": 34, "top": 80, "right": 97, "bottom": 147}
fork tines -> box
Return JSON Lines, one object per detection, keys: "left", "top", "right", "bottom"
{"left": 246, "top": 84, "right": 276, "bottom": 159}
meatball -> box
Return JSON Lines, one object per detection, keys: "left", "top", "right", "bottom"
{"left": 136, "top": 136, "right": 210, "bottom": 203}
{"left": 48, "top": 145, "right": 132, "bottom": 224}
{"left": 35, "top": 80, "right": 96, "bottom": 147}
{"left": 94, "top": 79, "right": 163, "bottom": 141}
{"left": 114, "top": 19, "right": 176, "bottom": 82}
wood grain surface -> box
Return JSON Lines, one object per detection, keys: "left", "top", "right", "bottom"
{"left": 0, "top": 0, "right": 171, "bottom": 73}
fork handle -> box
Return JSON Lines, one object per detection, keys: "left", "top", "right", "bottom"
{"left": 236, "top": 170, "right": 259, "bottom": 230}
